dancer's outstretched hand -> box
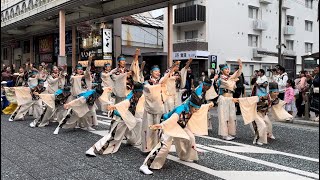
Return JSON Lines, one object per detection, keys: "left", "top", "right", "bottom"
{"left": 149, "top": 124, "right": 162, "bottom": 130}
{"left": 106, "top": 105, "right": 116, "bottom": 111}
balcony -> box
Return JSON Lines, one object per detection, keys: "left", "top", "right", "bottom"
{"left": 283, "top": 26, "right": 295, "bottom": 35}
{"left": 174, "top": 4, "right": 206, "bottom": 26}
{"left": 253, "top": 48, "right": 267, "bottom": 58}
{"left": 259, "top": 0, "right": 273, "bottom": 4}
{"left": 173, "top": 38, "right": 208, "bottom": 52}
{"left": 253, "top": 20, "right": 268, "bottom": 31}
{"left": 283, "top": 50, "right": 296, "bottom": 56}
{"left": 282, "top": 0, "right": 291, "bottom": 9}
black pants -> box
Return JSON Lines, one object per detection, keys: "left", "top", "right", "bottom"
{"left": 233, "top": 88, "right": 243, "bottom": 114}
{"left": 278, "top": 93, "right": 285, "bottom": 100}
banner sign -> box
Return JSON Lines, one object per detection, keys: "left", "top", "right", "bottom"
{"left": 102, "top": 29, "right": 112, "bottom": 59}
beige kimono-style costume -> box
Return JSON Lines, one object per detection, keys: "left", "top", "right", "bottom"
{"left": 238, "top": 96, "right": 268, "bottom": 144}
{"left": 217, "top": 69, "right": 242, "bottom": 137}
{"left": 100, "top": 70, "right": 115, "bottom": 113}
{"left": 141, "top": 83, "right": 167, "bottom": 153}
{"left": 43, "top": 73, "right": 66, "bottom": 123}
{"left": 142, "top": 103, "right": 211, "bottom": 170}
{"left": 90, "top": 95, "right": 145, "bottom": 155}
{"left": 70, "top": 72, "right": 96, "bottom": 126}
{"left": 9, "top": 87, "right": 42, "bottom": 121}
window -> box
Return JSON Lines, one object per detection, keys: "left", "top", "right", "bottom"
{"left": 286, "top": 40, "right": 294, "bottom": 50}
{"left": 248, "top": 6, "right": 259, "bottom": 19}
{"left": 305, "top": 20, "right": 313, "bottom": 31}
{"left": 286, "top": 16, "right": 294, "bottom": 26}
{"left": 185, "top": 30, "right": 198, "bottom": 40}
{"left": 249, "top": 65, "right": 254, "bottom": 76}
{"left": 2, "top": 48, "right": 8, "bottom": 60}
{"left": 248, "top": 34, "right": 259, "bottom": 47}
{"left": 305, "top": 42, "right": 313, "bottom": 53}
{"left": 305, "top": 0, "right": 313, "bottom": 9}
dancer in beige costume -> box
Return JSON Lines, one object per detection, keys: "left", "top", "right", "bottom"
{"left": 217, "top": 59, "right": 242, "bottom": 141}
{"left": 140, "top": 63, "right": 178, "bottom": 153}
{"left": 140, "top": 92, "right": 214, "bottom": 175}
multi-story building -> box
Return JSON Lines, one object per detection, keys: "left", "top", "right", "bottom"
{"left": 167, "top": 0, "right": 319, "bottom": 81}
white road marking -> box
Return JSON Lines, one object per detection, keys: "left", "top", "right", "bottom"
{"left": 93, "top": 120, "right": 318, "bottom": 179}
{"left": 210, "top": 145, "right": 278, "bottom": 154}
{"left": 96, "top": 115, "right": 112, "bottom": 120}
{"left": 167, "top": 155, "right": 314, "bottom": 180}
{"left": 92, "top": 130, "right": 108, "bottom": 136}
{"left": 197, "top": 144, "right": 319, "bottom": 179}
{"left": 197, "top": 135, "right": 319, "bottom": 163}
{"left": 96, "top": 120, "right": 111, "bottom": 126}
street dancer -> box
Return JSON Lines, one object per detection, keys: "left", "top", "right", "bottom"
{"left": 139, "top": 92, "right": 213, "bottom": 175}
{"left": 217, "top": 59, "right": 243, "bottom": 141}
{"left": 85, "top": 82, "right": 145, "bottom": 156}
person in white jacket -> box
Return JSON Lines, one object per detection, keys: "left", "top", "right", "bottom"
{"left": 275, "top": 66, "right": 288, "bottom": 100}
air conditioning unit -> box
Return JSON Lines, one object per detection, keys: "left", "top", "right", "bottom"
{"left": 253, "top": 20, "right": 267, "bottom": 31}
{"left": 260, "top": 0, "right": 273, "bottom": 4}
{"left": 253, "top": 48, "right": 267, "bottom": 58}
{"left": 283, "top": 26, "right": 295, "bottom": 35}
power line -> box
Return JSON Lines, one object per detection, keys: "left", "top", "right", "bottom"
{"left": 135, "top": 14, "right": 164, "bottom": 37}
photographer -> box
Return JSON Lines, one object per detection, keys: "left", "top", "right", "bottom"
{"left": 274, "top": 66, "right": 288, "bottom": 100}
{"left": 255, "top": 69, "right": 269, "bottom": 97}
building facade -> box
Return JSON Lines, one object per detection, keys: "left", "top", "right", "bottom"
{"left": 167, "top": 0, "right": 319, "bottom": 81}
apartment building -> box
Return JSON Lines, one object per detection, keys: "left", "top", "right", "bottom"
{"left": 165, "top": 0, "right": 319, "bottom": 81}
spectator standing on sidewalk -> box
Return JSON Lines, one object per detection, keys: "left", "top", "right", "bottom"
{"left": 185, "top": 67, "right": 195, "bottom": 96}
{"left": 250, "top": 70, "right": 259, "bottom": 96}
{"left": 284, "top": 79, "right": 296, "bottom": 116}
{"left": 255, "top": 69, "right": 269, "bottom": 97}
{"left": 233, "top": 67, "right": 246, "bottom": 115}
{"left": 308, "top": 65, "right": 319, "bottom": 121}
{"left": 275, "top": 66, "right": 288, "bottom": 100}
{"left": 295, "top": 71, "right": 309, "bottom": 117}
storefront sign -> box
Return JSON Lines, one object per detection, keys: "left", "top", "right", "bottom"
{"left": 39, "top": 36, "right": 53, "bottom": 53}
{"left": 102, "top": 29, "right": 112, "bottom": 54}
{"left": 173, "top": 51, "right": 209, "bottom": 60}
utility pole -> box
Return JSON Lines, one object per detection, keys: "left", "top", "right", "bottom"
{"left": 278, "top": 0, "right": 283, "bottom": 66}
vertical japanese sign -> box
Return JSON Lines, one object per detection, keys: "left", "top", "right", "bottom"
{"left": 102, "top": 28, "right": 112, "bottom": 59}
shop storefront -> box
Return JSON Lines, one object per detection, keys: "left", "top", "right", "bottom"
{"left": 173, "top": 50, "right": 209, "bottom": 85}
{"left": 37, "top": 35, "right": 55, "bottom": 67}
{"left": 77, "top": 23, "right": 113, "bottom": 70}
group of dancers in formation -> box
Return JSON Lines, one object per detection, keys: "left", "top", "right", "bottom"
{"left": 3, "top": 48, "right": 293, "bottom": 175}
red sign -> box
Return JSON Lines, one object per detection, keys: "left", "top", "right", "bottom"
{"left": 39, "top": 35, "right": 53, "bottom": 53}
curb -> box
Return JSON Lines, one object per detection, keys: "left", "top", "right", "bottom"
{"left": 280, "top": 119, "right": 319, "bottom": 127}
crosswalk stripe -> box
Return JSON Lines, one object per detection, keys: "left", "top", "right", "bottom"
{"left": 196, "top": 135, "right": 319, "bottom": 162}
{"left": 197, "top": 144, "right": 319, "bottom": 179}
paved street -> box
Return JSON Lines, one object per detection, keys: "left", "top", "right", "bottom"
{"left": 1, "top": 112, "right": 319, "bottom": 180}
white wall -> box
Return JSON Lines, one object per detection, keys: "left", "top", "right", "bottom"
{"left": 164, "top": 0, "right": 319, "bottom": 75}
{"left": 121, "top": 24, "right": 164, "bottom": 48}
{"left": 206, "top": 0, "right": 319, "bottom": 70}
